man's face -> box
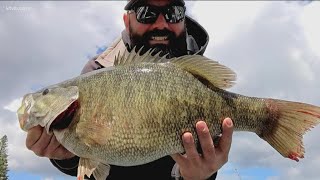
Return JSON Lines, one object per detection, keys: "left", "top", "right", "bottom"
{"left": 124, "top": 0, "right": 187, "bottom": 57}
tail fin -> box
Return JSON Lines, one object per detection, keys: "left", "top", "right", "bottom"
{"left": 262, "top": 99, "right": 320, "bottom": 162}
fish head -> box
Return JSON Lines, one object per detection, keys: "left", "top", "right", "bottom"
{"left": 17, "top": 86, "right": 79, "bottom": 134}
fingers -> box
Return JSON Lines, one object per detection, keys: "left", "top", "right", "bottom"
{"left": 25, "top": 125, "right": 75, "bottom": 159}
{"left": 47, "top": 136, "right": 75, "bottom": 159}
{"left": 47, "top": 135, "right": 61, "bottom": 151}
{"left": 182, "top": 132, "right": 199, "bottom": 161}
{"left": 196, "top": 121, "right": 216, "bottom": 161}
{"left": 29, "top": 127, "right": 52, "bottom": 157}
{"left": 171, "top": 132, "right": 201, "bottom": 171}
{"left": 218, "top": 118, "right": 234, "bottom": 155}
{"left": 170, "top": 153, "right": 185, "bottom": 165}
{"left": 52, "top": 145, "right": 75, "bottom": 160}
{"left": 26, "top": 125, "right": 43, "bottom": 149}
{"left": 171, "top": 118, "right": 233, "bottom": 180}
{"left": 47, "top": 135, "right": 63, "bottom": 157}
{"left": 171, "top": 132, "right": 200, "bottom": 165}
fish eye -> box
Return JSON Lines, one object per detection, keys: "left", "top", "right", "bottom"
{"left": 42, "top": 89, "right": 49, "bottom": 95}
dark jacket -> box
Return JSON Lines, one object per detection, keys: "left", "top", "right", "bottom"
{"left": 50, "top": 15, "right": 217, "bottom": 180}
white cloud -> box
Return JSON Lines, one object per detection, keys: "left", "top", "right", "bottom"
{"left": 0, "top": 108, "right": 58, "bottom": 175}
{"left": 3, "top": 98, "right": 22, "bottom": 112}
{"left": 1, "top": 1, "right": 320, "bottom": 180}
{"left": 42, "top": 177, "right": 53, "bottom": 180}
{"left": 0, "top": 1, "right": 125, "bottom": 179}
{"left": 299, "top": 1, "right": 320, "bottom": 57}
{"left": 190, "top": 1, "right": 320, "bottom": 180}
{"left": 190, "top": 1, "right": 269, "bottom": 47}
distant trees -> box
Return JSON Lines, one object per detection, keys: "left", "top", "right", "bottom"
{"left": 0, "top": 135, "right": 8, "bottom": 180}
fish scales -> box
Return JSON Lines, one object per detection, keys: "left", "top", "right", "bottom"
{"left": 54, "top": 63, "right": 266, "bottom": 165}
{"left": 17, "top": 49, "right": 320, "bottom": 180}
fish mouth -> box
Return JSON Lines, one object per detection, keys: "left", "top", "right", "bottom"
{"left": 17, "top": 94, "right": 33, "bottom": 131}
{"left": 18, "top": 106, "right": 28, "bottom": 130}
{"left": 49, "top": 100, "right": 79, "bottom": 130}
{"left": 18, "top": 113, "right": 28, "bottom": 130}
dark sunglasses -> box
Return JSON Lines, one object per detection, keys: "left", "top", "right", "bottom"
{"left": 129, "top": 5, "right": 186, "bottom": 24}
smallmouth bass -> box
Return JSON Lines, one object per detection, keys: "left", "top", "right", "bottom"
{"left": 17, "top": 48, "right": 320, "bottom": 180}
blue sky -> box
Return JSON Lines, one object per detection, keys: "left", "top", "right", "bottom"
{"left": 1, "top": 1, "right": 320, "bottom": 180}
{"left": 8, "top": 171, "right": 70, "bottom": 180}
{"left": 9, "top": 171, "right": 43, "bottom": 180}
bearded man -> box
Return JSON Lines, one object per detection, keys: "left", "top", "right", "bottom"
{"left": 25, "top": 0, "right": 234, "bottom": 179}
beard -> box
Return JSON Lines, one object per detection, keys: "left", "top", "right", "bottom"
{"left": 128, "top": 26, "right": 188, "bottom": 58}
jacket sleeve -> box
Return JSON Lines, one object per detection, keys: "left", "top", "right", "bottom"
{"left": 172, "top": 163, "right": 217, "bottom": 180}
{"left": 80, "top": 55, "right": 103, "bottom": 75}
{"left": 50, "top": 156, "right": 79, "bottom": 177}
{"left": 210, "top": 172, "right": 218, "bottom": 180}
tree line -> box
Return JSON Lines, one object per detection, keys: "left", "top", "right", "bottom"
{"left": 0, "top": 135, "right": 8, "bottom": 180}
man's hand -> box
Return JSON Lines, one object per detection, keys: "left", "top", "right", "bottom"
{"left": 26, "top": 125, "right": 75, "bottom": 160}
{"left": 171, "top": 118, "right": 234, "bottom": 180}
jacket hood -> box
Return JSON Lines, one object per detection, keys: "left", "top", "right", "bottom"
{"left": 184, "top": 15, "right": 209, "bottom": 55}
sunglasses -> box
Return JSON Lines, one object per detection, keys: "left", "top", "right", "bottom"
{"left": 129, "top": 5, "right": 186, "bottom": 24}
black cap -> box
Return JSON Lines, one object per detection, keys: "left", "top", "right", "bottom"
{"left": 124, "top": 0, "right": 185, "bottom": 10}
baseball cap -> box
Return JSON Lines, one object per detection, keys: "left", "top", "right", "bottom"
{"left": 124, "top": 0, "right": 185, "bottom": 10}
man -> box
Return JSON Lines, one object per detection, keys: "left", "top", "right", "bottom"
{"left": 25, "top": 0, "right": 234, "bottom": 179}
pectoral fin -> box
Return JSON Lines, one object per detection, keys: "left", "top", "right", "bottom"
{"left": 76, "top": 121, "right": 113, "bottom": 146}
{"left": 76, "top": 105, "right": 114, "bottom": 146}
{"left": 77, "top": 158, "right": 110, "bottom": 180}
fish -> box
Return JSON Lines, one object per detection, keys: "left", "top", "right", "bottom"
{"left": 17, "top": 48, "right": 320, "bottom": 180}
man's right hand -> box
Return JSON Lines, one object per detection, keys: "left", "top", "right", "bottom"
{"left": 26, "top": 125, "right": 75, "bottom": 160}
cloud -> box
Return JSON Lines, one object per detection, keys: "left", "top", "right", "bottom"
{"left": 0, "top": 1, "right": 125, "bottom": 179}
{"left": 1, "top": 1, "right": 320, "bottom": 180}
{"left": 42, "top": 178, "right": 54, "bottom": 180}
{"left": 190, "top": 1, "right": 269, "bottom": 47}
{"left": 0, "top": 106, "right": 72, "bottom": 178}
{"left": 191, "top": 1, "right": 320, "bottom": 180}
{"left": 0, "top": 1, "right": 126, "bottom": 107}
{"left": 299, "top": 1, "right": 320, "bottom": 57}
{"left": 3, "top": 98, "right": 22, "bottom": 112}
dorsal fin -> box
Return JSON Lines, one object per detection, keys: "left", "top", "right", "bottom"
{"left": 114, "top": 46, "right": 169, "bottom": 66}
{"left": 114, "top": 46, "right": 237, "bottom": 89}
{"left": 170, "top": 55, "right": 237, "bottom": 89}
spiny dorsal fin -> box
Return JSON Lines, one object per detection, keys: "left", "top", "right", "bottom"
{"left": 170, "top": 55, "right": 237, "bottom": 89}
{"left": 114, "top": 46, "right": 169, "bottom": 66}
{"left": 114, "top": 46, "right": 236, "bottom": 89}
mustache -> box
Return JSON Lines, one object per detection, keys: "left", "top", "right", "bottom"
{"left": 143, "top": 29, "right": 175, "bottom": 39}
{"left": 128, "top": 27, "right": 188, "bottom": 58}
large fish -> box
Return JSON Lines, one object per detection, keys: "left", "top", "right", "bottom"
{"left": 17, "top": 48, "right": 320, "bottom": 180}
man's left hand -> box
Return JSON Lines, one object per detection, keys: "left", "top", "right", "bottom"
{"left": 171, "top": 118, "right": 234, "bottom": 180}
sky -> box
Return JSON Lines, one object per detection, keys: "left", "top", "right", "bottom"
{"left": 0, "top": 1, "right": 320, "bottom": 180}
